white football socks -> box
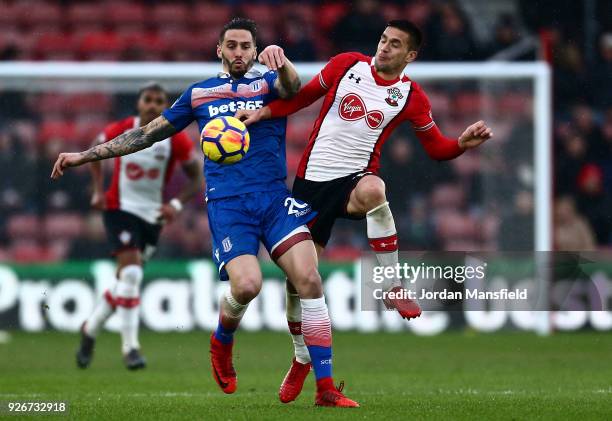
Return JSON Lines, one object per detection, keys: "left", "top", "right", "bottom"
{"left": 285, "top": 285, "right": 311, "bottom": 364}
{"left": 300, "top": 296, "right": 332, "bottom": 348}
{"left": 114, "top": 265, "right": 143, "bottom": 355}
{"left": 84, "top": 289, "right": 116, "bottom": 338}
{"left": 366, "top": 201, "right": 401, "bottom": 291}
{"left": 221, "top": 289, "right": 249, "bottom": 323}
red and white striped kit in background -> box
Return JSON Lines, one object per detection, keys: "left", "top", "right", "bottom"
{"left": 102, "top": 116, "right": 193, "bottom": 224}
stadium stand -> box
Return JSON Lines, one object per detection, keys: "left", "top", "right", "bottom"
{"left": 0, "top": 0, "right": 610, "bottom": 261}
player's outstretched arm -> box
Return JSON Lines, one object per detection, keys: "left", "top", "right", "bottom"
{"left": 235, "top": 106, "right": 271, "bottom": 126}
{"left": 51, "top": 115, "right": 177, "bottom": 179}
{"left": 258, "top": 45, "right": 301, "bottom": 99}
{"left": 88, "top": 134, "right": 106, "bottom": 209}
{"left": 415, "top": 120, "right": 493, "bottom": 161}
{"left": 235, "top": 72, "right": 329, "bottom": 126}
{"left": 458, "top": 120, "right": 493, "bottom": 149}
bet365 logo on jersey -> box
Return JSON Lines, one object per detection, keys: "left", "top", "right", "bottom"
{"left": 208, "top": 100, "right": 264, "bottom": 117}
{"left": 284, "top": 197, "right": 311, "bottom": 217}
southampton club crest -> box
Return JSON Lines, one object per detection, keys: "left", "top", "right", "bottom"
{"left": 385, "top": 87, "right": 403, "bottom": 107}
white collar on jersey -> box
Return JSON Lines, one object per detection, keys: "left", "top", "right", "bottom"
{"left": 370, "top": 56, "right": 407, "bottom": 80}
{"left": 217, "top": 68, "right": 263, "bottom": 79}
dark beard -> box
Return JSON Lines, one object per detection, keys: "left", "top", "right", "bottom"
{"left": 222, "top": 56, "right": 254, "bottom": 79}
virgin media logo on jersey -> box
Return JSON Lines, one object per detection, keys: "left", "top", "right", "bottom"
{"left": 366, "top": 111, "right": 384, "bottom": 128}
{"left": 126, "top": 163, "right": 160, "bottom": 181}
{"left": 126, "top": 163, "right": 144, "bottom": 180}
{"left": 340, "top": 94, "right": 365, "bottom": 118}
{"left": 339, "top": 93, "right": 384, "bottom": 129}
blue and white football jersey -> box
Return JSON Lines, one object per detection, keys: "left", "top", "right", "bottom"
{"left": 162, "top": 68, "right": 288, "bottom": 199}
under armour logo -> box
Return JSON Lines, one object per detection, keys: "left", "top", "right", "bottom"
{"left": 379, "top": 239, "right": 397, "bottom": 248}
{"left": 348, "top": 73, "right": 361, "bottom": 84}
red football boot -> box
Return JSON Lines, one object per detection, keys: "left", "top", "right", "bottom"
{"left": 315, "top": 378, "right": 360, "bottom": 408}
{"left": 383, "top": 285, "right": 422, "bottom": 319}
{"left": 279, "top": 358, "right": 311, "bottom": 403}
{"left": 210, "top": 334, "right": 237, "bottom": 394}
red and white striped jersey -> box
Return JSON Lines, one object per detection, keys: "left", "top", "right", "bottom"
{"left": 102, "top": 116, "right": 194, "bottom": 224}
{"left": 301, "top": 53, "right": 437, "bottom": 181}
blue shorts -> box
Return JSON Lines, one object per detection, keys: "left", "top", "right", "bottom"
{"left": 207, "top": 188, "right": 316, "bottom": 281}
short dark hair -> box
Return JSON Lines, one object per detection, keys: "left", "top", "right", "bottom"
{"left": 137, "top": 81, "right": 168, "bottom": 99}
{"left": 387, "top": 20, "right": 422, "bottom": 51}
{"left": 219, "top": 18, "right": 257, "bottom": 44}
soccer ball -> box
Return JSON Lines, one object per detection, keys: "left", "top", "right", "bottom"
{"left": 200, "top": 116, "right": 250, "bottom": 164}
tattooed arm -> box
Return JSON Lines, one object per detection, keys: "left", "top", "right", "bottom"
{"left": 51, "top": 115, "right": 177, "bottom": 179}
{"left": 88, "top": 133, "right": 106, "bottom": 209}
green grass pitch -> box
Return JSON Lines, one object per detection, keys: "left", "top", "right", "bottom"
{"left": 1, "top": 330, "right": 611, "bottom": 420}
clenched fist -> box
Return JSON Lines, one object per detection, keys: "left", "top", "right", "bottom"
{"left": 258, "top": 45, "right": 287, "bottom": 71}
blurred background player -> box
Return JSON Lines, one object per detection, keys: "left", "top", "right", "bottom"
{"left": 237, "top": 19, "right": 493, "bottom": 402}
{"left": 52, "top": 19, "right": 359, "bottom": 407}
{"left": 76, "top": 82, "right": 203, "bottom": 370}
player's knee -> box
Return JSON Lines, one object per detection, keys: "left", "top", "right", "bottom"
{"left": 296, "top": 266, "right": 323, "bottom": 298}
{"left": 357, "top": 178, "right": 386, "bottom": 210}
{"left": 232, "top": 276, "right": 262, "bottom": 303}
{"left": 117, "top": 248, "right": 143, "bottom": 268}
